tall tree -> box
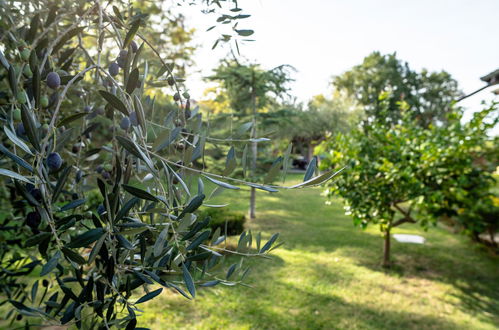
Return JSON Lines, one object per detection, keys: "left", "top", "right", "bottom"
{"left": 207, "top": 60, "right": 294, "bottom": 218}
{"left": 333, "top": 51, "right": 462, "bottom": 127}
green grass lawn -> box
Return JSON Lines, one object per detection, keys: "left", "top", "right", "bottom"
{"left": 139, "top": 174, "right": 499, "bottom": 330}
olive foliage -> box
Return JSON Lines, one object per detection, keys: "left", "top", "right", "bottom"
{"left": 0, "top": 1, "right": 340, "bottom": 328}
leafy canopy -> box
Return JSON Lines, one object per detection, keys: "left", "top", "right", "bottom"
{"left": 333, "top": 51, "right": 462, "bottom": 127}
{"left": 319, "top": 94, "right": 498, "bottom": 262}
{"left": 207, "top": 60, "right": 295, "bottom": 114}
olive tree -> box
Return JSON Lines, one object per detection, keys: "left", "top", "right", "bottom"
{"left": 0, "top": 1, "right": 339, "bottom": 328}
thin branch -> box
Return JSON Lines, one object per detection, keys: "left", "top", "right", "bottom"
{"left": 391, "top": 217, "right": 416, "bottom": 228}
{"left": 455, "top": 84, "right": 491, "bottom": 103}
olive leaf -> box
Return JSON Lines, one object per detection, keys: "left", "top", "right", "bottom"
{"left": 99, "top": 90, "right": 129, "bottom": 116}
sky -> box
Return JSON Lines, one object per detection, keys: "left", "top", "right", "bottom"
{"left": 181, "top": 0, "right": 499, "bottom": 118}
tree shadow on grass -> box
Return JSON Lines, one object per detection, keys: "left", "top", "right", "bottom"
{"left": 230, "top": 192, "right": 499, "bottom": 328}
{"left": 249, "top": 208, "right": 499, "bottom": 327}
{"left": 153, "top": 255, "right": 467, "bottom": 330}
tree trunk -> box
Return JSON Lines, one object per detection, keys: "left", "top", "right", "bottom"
{"left": 249, "top": 137, "right": 257, "bottom": 219}
{"left": 249, "top": 186, "right": 256, "bottom": 219}
{"left": 249, "top": 80, "right": 257, "bottom": 219}
{"left": 382, "top": 228, "right": 391, "bottom": 268}
{"left": 307, "top": 142, "right": 315, "bottom": 163}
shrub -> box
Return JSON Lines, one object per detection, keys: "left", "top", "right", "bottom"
{"left": 198, "top": 208, "right": 246, "bottom": 236}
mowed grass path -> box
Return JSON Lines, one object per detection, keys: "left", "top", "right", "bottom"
{"left": 140, "top": 175, "right": 499, "bottom": 329}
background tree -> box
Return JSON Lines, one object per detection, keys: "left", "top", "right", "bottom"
{"left": 207, "top": 60, "right": 294, "bottom": 219}
{"left": 318, "top": 94, "right": 498, "bottom": 267}
{"left": 277, "top": 94, "right": 360, "bottom": 162}
{"left": 333, "top": 51, "right": 462, "bottom": 127}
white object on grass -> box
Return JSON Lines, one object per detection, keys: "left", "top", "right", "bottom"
{"left": 393, "top": 234, "right": 426, "bottom": 244}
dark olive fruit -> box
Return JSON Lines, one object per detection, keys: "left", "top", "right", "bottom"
{"left": 130, "top": 41, "right": 138, "bottom": 53}
{"left": 72, "top": 193, "right": 79, "bottom": 200}
{"left": 47, "top": 152, "right": 63, "bottom": 171}
{"left": 173, "top": 92, "right": 180, "bottom": 102}
{"left": 72, "top": 144, "right": 80, "bottom": 153}
{"left": 117, "top": 57, "right": 126, "bottom": 69}
{"left": 12, "top": 108, "right": 21, "bottom": 121}
{"left": 97, "top": 204, "right": 105, "bottom": 215}
{"left": 117, "top": 50, "right": 129, "bottom": 69}
{"left": 120, "top": 116, "right": 131, "bottom": 130}
{"left": 84, "top": 105, "right": 92, "bottom": 112}
{"left": 16, "top": 315, "right": 22, "bottom": 321}
{"left": 167, "top": 76, "right": 175, "bottom": 86}
{"left": 109, "top": 62, "right": 119, "bottom": 77}
{"left": 31, "top": 188, "right": 42, "bottom": 201}
{"left": 102, "top": 171, "right": 111, "bottom": 180}
{"left": 129, "top": 111, "right": 139, "bottom": 126}
{"left": 42, "top": 279, "right": 49, "bottom": 287}
{"left": 40, "top": 95, "right": 49, "bottom": 107}
{"left": 96, "top": 165, "right": 104, "bottom": 173}
{"left": 26, "top": 211, "right": 41, "bottom": 228}
{"left": 172, "top": 174, "right": 180, "bottom": 184}
{"left": 86, "top": 110, "right": 98, "bottom": 120}
{"left": 185, "top": 99, "right": 191, "bottom": 111}
{"left": 16, "top": 123, "right": 25, "bottom": 136}
{"left": 46, "top": 72, "right": 61, "bottom": 89}
{"left": 76, "top": 170, "right": 83, "bottom": 183}
{"left": 27, "top": 184, "right": 42, "bottom": 201}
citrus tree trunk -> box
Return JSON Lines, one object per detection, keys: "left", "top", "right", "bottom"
{"left": 383, "top": 228, "right": 391, "bottom": 268}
